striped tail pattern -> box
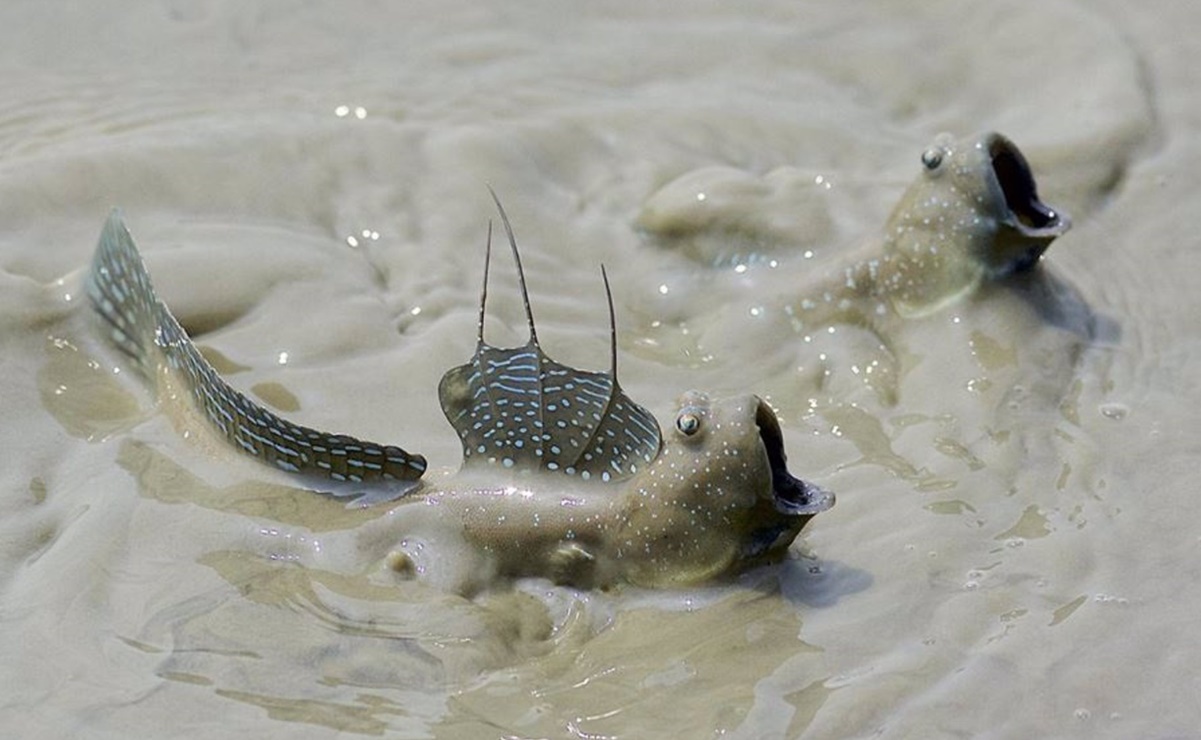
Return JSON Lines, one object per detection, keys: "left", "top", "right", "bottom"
{"left": 87, "top": 211, "right": 426, "bottom": 501}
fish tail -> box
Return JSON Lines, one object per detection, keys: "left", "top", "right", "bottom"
{"left": 87, "top": 210, "right": 161, "bottom": 373}
{"left": 87, "top": 210, "right": 427, "bottom": 502}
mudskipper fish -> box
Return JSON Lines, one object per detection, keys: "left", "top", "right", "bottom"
{"left": 641, "top": 131, "right": 1074, "bottom": 410}
{"left": 824, "top": 131, "right": 1072, "bottom": 320}
{"left": 87, "top": 198, "right": 834, "bottom": 594}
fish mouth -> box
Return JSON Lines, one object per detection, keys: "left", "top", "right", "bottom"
{"left": 987, "top": 134, "right": 1071, "bottom": 271}
{"left": 754, "top": 400, "right": 835, "bottom": 517}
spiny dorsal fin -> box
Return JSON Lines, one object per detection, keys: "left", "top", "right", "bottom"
{"left": 438, "top": 196, "right": 662, "bottom": 483}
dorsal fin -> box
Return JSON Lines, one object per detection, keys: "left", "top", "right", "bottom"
{"left": 438, "top": 196, "right": 662, "bottom": 483}
{"left": 88, "top": 210, "right": 427, "bottom": 504}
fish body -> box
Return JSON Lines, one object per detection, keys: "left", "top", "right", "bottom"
{"left": 88, "top": 205, "right": 832, "bottom": 594}
{"left": 634, "top": 132, "right": 1073, "bottom": 414}
{"left": 376, "top": 389, "right": 832, "bottom": 593}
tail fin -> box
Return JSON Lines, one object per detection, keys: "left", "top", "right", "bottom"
{"left": 86, "top": 211, "right": 427, "bottom": 503}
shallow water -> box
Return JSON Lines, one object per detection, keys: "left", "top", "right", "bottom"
{"left": 2, "top": 1, "right": 1199, "bottom": 737}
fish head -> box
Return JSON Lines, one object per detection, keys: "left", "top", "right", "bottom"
{"left": 443, "top": 197, "right": 831, "bottom": 589}
{"left": 616, "top": 390, "right": 833, "bottom": 587}
{"left": 879, "top": 132, "right": 1071, "bottom": 316}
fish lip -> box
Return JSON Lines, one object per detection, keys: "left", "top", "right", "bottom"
{"left": 986, "top": 133, "right": 1071, "bottom": 239}
{"left": 753, "top": 399, "right": 835, "bottom": 516}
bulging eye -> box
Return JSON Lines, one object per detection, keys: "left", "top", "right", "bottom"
{"left": 921, "top": 147, "right": 944, "bottom": 171}
{"left": 675, "top": 412, "right": 700, "bottom": 436}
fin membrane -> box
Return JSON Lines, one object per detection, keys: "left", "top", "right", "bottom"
{"left": 87, "top": 211, "right": 426, "bottom": 501}
{"left": 438, "top": 198, "right": 662, "bottom": 482}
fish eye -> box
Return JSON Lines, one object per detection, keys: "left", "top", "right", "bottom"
{"left": 920, "top": 147, "right": 943, "bottom": 171}
{"left": 675, "top": 412, "right": 701, "bottom": 436}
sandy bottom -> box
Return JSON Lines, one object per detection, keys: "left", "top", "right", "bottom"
{"left": 2, "top": 1, "right": 1199, "bottom": 737}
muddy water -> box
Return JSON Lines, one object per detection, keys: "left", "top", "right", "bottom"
{"left": 2, "top": 1, "right": 1198, "bottom": 737}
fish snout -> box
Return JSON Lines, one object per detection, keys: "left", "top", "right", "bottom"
{"left": 981, "top": 132, "right": 1071, "bottom": 274}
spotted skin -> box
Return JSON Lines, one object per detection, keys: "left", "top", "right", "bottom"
{"left": 378, "top": 390, "right": 834, "bottom": 594}
{"left": 441, "top": 347, "right": 660, "bottom": 480}
{"left": 774, "top": 131, "right": 1072, "bottom": 350}
{"left": 439, "top": 201, "right": 662, "bottom": 484}
{"left": 865, "top": 131, "right": 1070, "bottom": 318}
{"left": 88, "top": 211, "right": 426, "bottom": 498}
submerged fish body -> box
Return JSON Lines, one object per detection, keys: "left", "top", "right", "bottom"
{"left": 87, "top": 206, "right": 832, "bottom": 594}
{"left": 643, "top": 132, "right": 1074, "bottom": 411}
{"left": 773, "top": 132, "right": 1073, "bottom": 411}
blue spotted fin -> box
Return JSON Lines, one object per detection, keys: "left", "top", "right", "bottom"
{"left": 438, "top": 198, "right": 662, "bottom": 482}
{"left": 87, "top": 210, "right": 427, "bottom": 502}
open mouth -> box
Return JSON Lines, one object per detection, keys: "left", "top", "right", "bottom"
{"left": 989, "top": 135, "right": 1067, "bottom": 235}
{"left": 754, "top": 400, "right": 835, "bottom": 516}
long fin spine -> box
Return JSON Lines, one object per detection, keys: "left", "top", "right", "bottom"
{"left": 477, "top": 220, "right": 493, "bottom": 346}
{"left": 487, "top": 187, "right": 538, "bottom": 345}
{"left": 600, "top": 264, "right": 617, "bottom": 379}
